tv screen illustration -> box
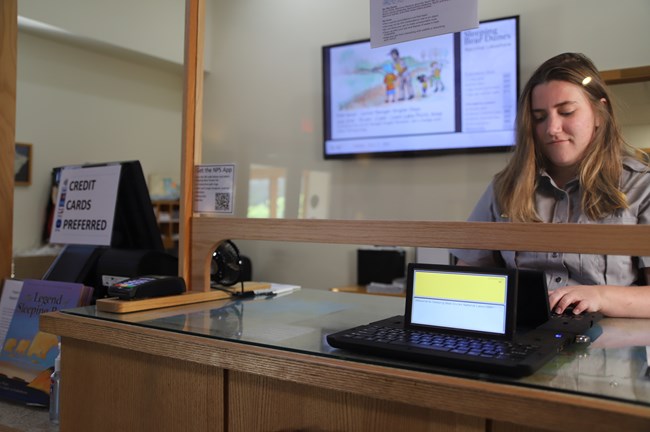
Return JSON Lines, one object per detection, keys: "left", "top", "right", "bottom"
{"left": 322, "top": 16, "right": 519, "bottom": 159}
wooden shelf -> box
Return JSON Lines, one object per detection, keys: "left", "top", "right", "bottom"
{"left": 601, "top": 65, "right": 650, "bottom": 85}
{"left": 152, "top": 199, "right": 180, "bottom": 250}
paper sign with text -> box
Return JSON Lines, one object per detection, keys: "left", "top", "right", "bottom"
{"left": 194, "top": 164, "right": 236, "bottom": 214}
{"left": 49, "top": 164, "right": 121, "bottom": 245}
{"left": 370, "top": 0, "right": 478, "bottom": 48}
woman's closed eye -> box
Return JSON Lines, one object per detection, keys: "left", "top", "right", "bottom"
{"left": 532, "top": 112, "right": 546, "bottom": 123}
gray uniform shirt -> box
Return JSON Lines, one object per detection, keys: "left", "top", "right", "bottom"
{"left": 452, "top": 157, "right": 650, "bottom": 291}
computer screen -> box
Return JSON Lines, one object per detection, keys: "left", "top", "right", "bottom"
{"left": 409, "top": 267, "right": 510, "bottom": 335}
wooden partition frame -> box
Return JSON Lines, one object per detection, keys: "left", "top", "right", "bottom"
{"left": 178, "top": 0, "right": 205, "bottom": 283}
{"left": 189, "top": 218, "right": 650, "bottom": 291}
{"left": 179, "top": 0, "right": 650, "bottom": 291}
{"left": 0, "top": 0, "right": 17, "bottom": 280}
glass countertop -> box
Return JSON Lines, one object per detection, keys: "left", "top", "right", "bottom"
{"left": 63, "top": 288, "right": 650, "bottom": 407}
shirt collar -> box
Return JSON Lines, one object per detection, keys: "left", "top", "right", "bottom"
{"left": 537, "top": 169, "right": 579, "bottom": 193}
{"left": 536, "top": 155, "right": 646, "bottom": 193}
{"left": 622, "top": 155, "right": 648, "bottom": 173}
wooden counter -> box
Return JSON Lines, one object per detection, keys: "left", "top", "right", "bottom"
{"left": 40, "top": 289, "right": 650, "bottom": 432}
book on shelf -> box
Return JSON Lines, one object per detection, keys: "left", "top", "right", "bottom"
{"left": 0, "top": 278, "right": 93, "bottom": 406}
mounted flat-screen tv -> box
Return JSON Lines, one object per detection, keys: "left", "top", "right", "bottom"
{"left": 322, "top": 16, "right": 519, "bottom": 159}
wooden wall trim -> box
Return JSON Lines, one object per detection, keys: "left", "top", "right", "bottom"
{"left": 601, "top": 65, "right": 650, "bottom": 85}
{"left": 0, "top": 1, "right": 17, "bottom": 280}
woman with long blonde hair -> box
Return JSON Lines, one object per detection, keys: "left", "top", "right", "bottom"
{"left": 453, "top": 53, "right": 650, "bottom": 318}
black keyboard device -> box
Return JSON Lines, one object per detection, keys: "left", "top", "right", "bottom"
{"left": 342, "top": 325, "right": 539, "bottom": 361}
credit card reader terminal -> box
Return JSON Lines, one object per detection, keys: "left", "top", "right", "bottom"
{"left": 108, "top": 275, "right": 186, "bottom": 300}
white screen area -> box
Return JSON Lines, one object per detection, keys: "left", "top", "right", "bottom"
{"left": 410, "top": 269, "right": 509, "bottom": 334}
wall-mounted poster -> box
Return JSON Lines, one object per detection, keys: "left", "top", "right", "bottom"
{"left": 14, "top": 143, "right": 32, "bottom": 186}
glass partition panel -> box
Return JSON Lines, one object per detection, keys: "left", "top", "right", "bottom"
{"left": 233, "top": 240, "right": 424, "bottom": 292}
{"left": 200, "top": 2, "right": 650, "bottom": 222}
{"left": 13, "top": 2, "right": 185, "bottom": 257}
{"left": 202, "top": 240, "right": 646, "bottom": 303}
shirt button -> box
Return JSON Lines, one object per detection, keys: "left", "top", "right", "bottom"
{"left": 555, "top": 276, "right": 562, "bottom": 283}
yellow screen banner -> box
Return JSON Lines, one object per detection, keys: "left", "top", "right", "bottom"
{"left": 413, "top": 271, "right": 506, "bottom": 304}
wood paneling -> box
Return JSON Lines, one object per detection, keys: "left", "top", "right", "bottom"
{"left": 60, "top": 338, "right": 224, "bottom": 432}
{"left": 228, "top": 371, "right": 485, "bottom": 432}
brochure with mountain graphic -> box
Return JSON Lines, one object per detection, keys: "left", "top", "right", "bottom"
{"left": 0, "top": 279, "right": 92, "bottom": 405}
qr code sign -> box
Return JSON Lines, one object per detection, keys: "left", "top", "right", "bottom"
{"left": 214, "top": 192, "right": 231, "bottom": 212}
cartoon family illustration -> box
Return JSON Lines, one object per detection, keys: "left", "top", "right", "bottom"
{"left": 376, "top": 48, "right": 445, "bottom": 104}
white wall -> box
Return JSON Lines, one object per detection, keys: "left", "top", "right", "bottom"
{"left": 18, "top": 0, "right": 186, "bottom": 66}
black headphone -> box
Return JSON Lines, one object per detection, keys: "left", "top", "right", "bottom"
{"left": 210, "top": 240, "right": 242, "bottom": 287}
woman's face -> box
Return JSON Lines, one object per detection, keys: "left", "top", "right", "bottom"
{"left": 531, "top": 80, "right": 599, "bottom": 172}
